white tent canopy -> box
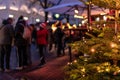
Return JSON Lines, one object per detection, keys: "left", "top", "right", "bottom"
{"left": 45, "top": 1, "right": 109, "bottom": 16}
{"left": 48, "top": 0, "right": 84, "bottom": 5}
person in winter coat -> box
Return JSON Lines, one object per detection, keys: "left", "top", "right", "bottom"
{"left": 23, "top": 24, "right": 34, "bottom": 65}
{"left": 0, "top": 18, "right": 14, "bottom": 72}
{"left": 14, "top": 17, "right": 28, "bottom": 70}
{"left": 54, "top": 22, "right": 65, "bottom": 57}
{"left": 36, "top": 22, "right": 48, "bottom": 66}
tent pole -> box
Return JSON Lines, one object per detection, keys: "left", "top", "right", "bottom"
{"left": 87, "top": 1, "right": 91, "bottom": 27}
{"left": 66, "top": 14, "right": 70, "bottom": 23}
{"left": 45, "top": 0, "right": 48, "bottom": 22}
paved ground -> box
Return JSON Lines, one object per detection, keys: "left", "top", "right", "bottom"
{"left": 0, "top": 44, "right": 71, "bottom": 80}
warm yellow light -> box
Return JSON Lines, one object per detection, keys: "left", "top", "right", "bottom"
{"left": 111, "top": 43, "right": 116, "bottom": 48}
{"left": 91, "top": 48, "right": 95, "bottom": 53}
{"left": 105, "top": 68, "right": 110, "bottom": 72}
{"left": 84, "top": 58, "right": 88, "bottom": 61}
{"left": 51, "top": 24, "right": 57, "bottom": 32}
{"left": 73, "top": 24, "right": 77, "bottom": 29}
{"left": 89, "top": 26, "right": 92, "bottom": 30}
{"left": 82, "top": 75, "right": 85, "bottom": 77}
{"left": 104, "top": 62, "right": 110, "bottom": 66}
{"left": 103, "top": 24, "right": 106, "bottom": 27}
{"left": 96, "top": 17, "right": 100, "bottom": 21}
{"left": 74, "top": 15, "right": 84, "bottom": 19}
{"left": 100, "top": 13, "right": 107, "bottom": 15}
{"left": 97, "top": 66, "right": 100, "bottom": 71}
{"left": 118, "top": 70, "right": 120, "bottom": 73}
{"left": 67, "top": 62, "right": 70, "bottom": 65}
{"left": 81, "top": 68, "right": 85, "bottom": 72}
{"left": 82, "top": 20, "right": 85, "bottom": 24}
{"left": 74, "top": 60, "right": 77, "bottom": 63}
{"left": 79, "top": 24, "right": 81, "bottom": 27}
{"left": 67, "top": 23, "right": 72, "bottom": 29}
{"left": 103, "top": 16, "right": 107, "bottom": 21}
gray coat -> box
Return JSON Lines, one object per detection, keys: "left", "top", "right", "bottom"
{"left": 0, "top": 24, "right": 14, "bottom": 45}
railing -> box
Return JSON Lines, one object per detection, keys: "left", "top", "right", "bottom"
{"left": 91, "top": 21, "right": 120, "bottom": 32}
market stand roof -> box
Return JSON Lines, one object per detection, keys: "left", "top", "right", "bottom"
{"left": 45, "top": 0, "right": 109, "bottom": 16}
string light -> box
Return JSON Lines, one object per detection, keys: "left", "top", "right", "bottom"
{"left": 67, "top": 62, "right": 72, "bottom": 65}
{"left": 105, "top": 68, "right": 110, "bottom": 72}
{"left": 73, "top": 60, "right": 77, "bottom": 63}
{"left": 110, "top": 42, "right": 118, "bottom": 48}
{"left": 82, "top": 75, "right": 85, "bottom": 77}
{"left": 81, "top": 68, "right": 85, "bottom": 72}
{"left": 91, "top": 48, "right": 95, "bottom": 53}
{"left": 118, "top": 39, "right": 120, "bottom": 42}
{"left": 84, "top": 58, "right": 88, "bottom": 61}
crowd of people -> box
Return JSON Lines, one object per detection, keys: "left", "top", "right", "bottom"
{"left": 0, "top": 15, "right": 71, "bottom": 72}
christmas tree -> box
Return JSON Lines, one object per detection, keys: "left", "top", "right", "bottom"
{"left": 65, "top": 26, "right": 120, "bottom": 80}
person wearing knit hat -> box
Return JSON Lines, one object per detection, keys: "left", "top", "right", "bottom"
{"left": 37, "top": 22, "right": 48, "bottom": 66}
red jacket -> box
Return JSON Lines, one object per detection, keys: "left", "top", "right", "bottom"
{"left": 37, "top": 29, "right": 48, "bottom": 45}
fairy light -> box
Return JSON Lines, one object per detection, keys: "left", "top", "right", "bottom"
{"left": 96, "top": 17, "right": 100, "bottom": 21}
{"left": 89, "top": 26, "right": 92, "bottom": 30}
{"left": 82, "top": 75, "right": 85, "bottom": 77}
{"left": 117, "top": 70, "right": 120, "bottom": 73}
{"left": 73, "top": 24, "right": 77, "bottom": 28}
{"left": 81, "top": 68, "right": 85, "bottom": 72}
{"left": 111, "top": 43, "right": 115, "bottom": 48}
{"left": 97, "top": 66, "right": 101, "bottom": 71}
{"left": 84, "top": 58, "right": 88, "bottom": 61}
{"left": 91, "top": 48, "right": 95, "bottom": 53}
{"left": 67, "top": 62, "right": 72, "bottom": 65}
{"left": 79, "top": 24, "right": 81, "bottom": 27}
{"left": 82, "top": 37, "right": 85, "bottom": 41}
{"left": 103, "top": 15, "right": 107, "bottom": 21}
{"left": 119, "top": 39, "right": 120, "bottom": 42}
{"left": 110, "top": 42, "right": 117, "bottom": 48}
{"left": 67, "top": 62, "right": 70, "bottom": 65}
{"left": 73, "top": 60, "right": 77, "bottom": 63}
{"left": 104, "top": 62, "right": 110, "bottom": 66}
{"left": 105, "top": 68, "right": 110, "bottom": 72}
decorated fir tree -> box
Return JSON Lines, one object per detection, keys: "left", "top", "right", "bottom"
{"left": 65, "top": 26, "right": 120, "bottom": 80}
